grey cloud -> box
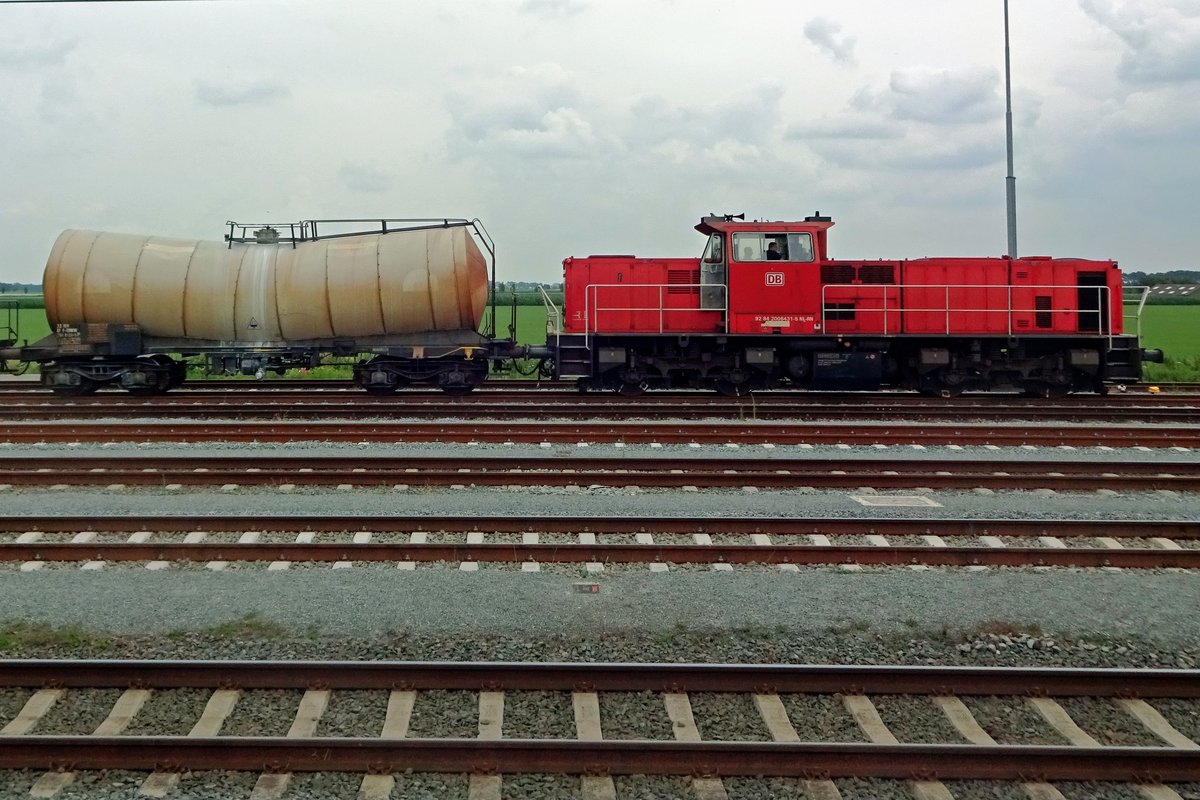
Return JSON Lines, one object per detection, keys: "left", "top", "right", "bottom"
{"left": 628, "top": 85, "right": 785, "bottom": 148}
{"left": 445, "top": 63, "right": 608, "bottom": 161}
{"left": 447, "top": 95, "right": 606, "bottom": 160}
{"left": 853, "top": 67, "right": 999, "bottom": 125}
{"left": 194, "top": 80, "right": 290, "bottom": 107}
{"left": 0, "top": 38, "right": 76, "bottom": 70}
{"left": 785, "top": 117, "right": 900, "bottom": 141}
{"left": 808, "top": 135, "right": 1001, "bottom": 173}
{"left": 1079, "top": 0, "right": 1200, "bottom": 84}
{"left": 804, "top": 17, "right": 856, "bottom": 65}
{"left": 338, "top": 162, "right": 390, "bottom": 194}
{"left": 520, "top": 0, "right": 588, "bottom": 18}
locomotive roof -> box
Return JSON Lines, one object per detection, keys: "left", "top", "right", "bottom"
{"left": 695, "top": 215, "right": 836, "bottom": 236}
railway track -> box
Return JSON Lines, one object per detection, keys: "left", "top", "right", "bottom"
{"left": 3, "top": 394, "right": 1200, "bottom": 425}
{"left": 1, "top": 660, "right": 1197, "bottom": 790}
{"left": 3, "top": 377, "right": 1197, "bottom": 393}
{"left": 3, "top": 515, "right": 1197, "bottom": 570}
{"left": 0, "top": 454, "right": 1198, "bottom": 490}
{"left": 2, "top": 419, "right": 1199, "bottom": 447}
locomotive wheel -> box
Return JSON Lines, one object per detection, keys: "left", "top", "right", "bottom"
{"left": 616, "top": 382, "right": 647, "bottom": 397}
{"left": 1024, "top": 381, "right": 1070, "bottom": 399}
{"left": 929, "top": 369, "right": 967, "bottom": 398}
{"left": 714, "top": 379, "right": 753, "bottom": 397}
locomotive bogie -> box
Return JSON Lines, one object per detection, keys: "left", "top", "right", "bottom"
{"left": 571, "top": 333, "right": 1125, "bottom": 397}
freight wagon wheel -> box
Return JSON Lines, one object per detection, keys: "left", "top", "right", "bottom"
{"left": 124, "top": 356, "right": 175, "bottom": 396}
{"left": 51, "top": 378, "right": 101, "bottom": 397}
{"left": 616, "top": 381, "right": 648, "bottom": 397}
{"left": 440, "top": 385, "right": 477, "bottom": 396}
{"left": 438, "top": 365, "right": 486, "bottom": 396}
{"left": 362, "top": 385, "right": 398, "bottom": 396}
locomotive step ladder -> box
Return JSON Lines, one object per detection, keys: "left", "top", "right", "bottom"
{"left": 554, "top": 333, "right": 592, "bottom": 379}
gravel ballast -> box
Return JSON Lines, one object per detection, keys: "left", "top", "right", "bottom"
{"left": 1, "top": 437, "right": 1196, "bottom": 798}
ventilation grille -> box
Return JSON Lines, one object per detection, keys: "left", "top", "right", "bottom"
{"left": 821, "top": 264, "right": 855, "bottom": 284}
{"left": 824, "top": 302, "right": 856, "bottom": 321}
{"left": 820, "top": 263, "right": 896, "bottom": 284}
{"left": 859, "top": 264, "right": 896, "bottom": 284}
{"left": 667, "top": 269, "right": 699, "bottom": 294}
{"left": 1035, "top": 296, "right": 1052, "bottom": 328}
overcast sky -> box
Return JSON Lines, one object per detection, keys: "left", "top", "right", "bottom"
{"left": 1, "top": 0, "right": 1198, "bottom": 284}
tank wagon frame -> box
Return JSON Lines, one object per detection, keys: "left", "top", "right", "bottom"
{"left": 6, "top": 218, "right": 521, "bottom": 396}
{"left": 533, "top": 213, "right": 1163, "bottom": 397}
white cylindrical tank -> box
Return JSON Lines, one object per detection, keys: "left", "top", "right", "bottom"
{"left": 43, "top": 226, "right": 489, "bottom": 344}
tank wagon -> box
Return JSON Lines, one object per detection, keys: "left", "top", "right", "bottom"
{"left": 0, "top": 212, "right": 1162, "bottom": 397}
{"left": 3, "top": 219, "right": 516, "bottom": 396}
{"left": 537, "top": 213, "right": 1162, "bottom": 397}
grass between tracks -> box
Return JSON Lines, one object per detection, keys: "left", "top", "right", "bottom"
{"left": 0, "top": 621, "right": 112, "bottom": 651}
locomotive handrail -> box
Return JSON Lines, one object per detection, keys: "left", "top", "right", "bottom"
{"left": 1122, "top": 285, "right": 1151, "bottom": 340}
{"left": 539, "top": 287, "right": 564, "bottom": 335}
{"left": 819, "top": 282, "right": 1115, "bottom": 341}
{"left": 583, "top": 283, "right": 728, "bottom": 346}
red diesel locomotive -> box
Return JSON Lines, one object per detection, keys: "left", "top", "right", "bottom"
{"left": 543, "top": 213, "right": 1160, "bottom": 396}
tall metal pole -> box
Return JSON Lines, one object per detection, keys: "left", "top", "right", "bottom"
{"left": 1004, "top": 0, "right": 1018, "bottom": 258}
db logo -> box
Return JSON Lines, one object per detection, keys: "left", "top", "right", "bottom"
{"left": 765, "top": 272, "right": 785, "bottom": 286}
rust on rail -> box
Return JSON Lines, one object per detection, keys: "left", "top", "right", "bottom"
{"left": 2, "top": 515, "right": 1195, "bottom": 539}
{"left": 0, "top": 738, "right": 1196, "bottom": 780}
{"left": 3, "top": 542, "right": 1197, "bottom": 570}
{"left": 1, "top": 661, "right": 1196, "bottom": 696}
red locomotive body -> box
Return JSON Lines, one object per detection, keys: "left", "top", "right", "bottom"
{"left": 555, "top": 213, "right": 1150, "bottom": 396}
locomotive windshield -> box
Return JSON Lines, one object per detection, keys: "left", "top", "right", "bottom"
{"left": 732, "top": 232, "right": 814, "bottom": 262}
{"left": 701, "top": 233, "right": 724, "bottom": 263}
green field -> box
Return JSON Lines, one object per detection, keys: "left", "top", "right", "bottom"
{"left": 1136, "top": 305, "right": 1200, "bottom": 357}
{"left": 1, "top": 305, "right": 51, "bottom": 345}
{"left": 483, "top": 304, "right": 552, "bottom": 344}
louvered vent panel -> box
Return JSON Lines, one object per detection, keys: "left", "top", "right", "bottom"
{"left": 859, "top": 264, "right": 896, "bottom": 284}
{"left": 1035, "top": 296, "right": 1052, "bottom": 328}
{"left": 821, "top": 264, "right": 855, "bottom": 284}
{"left": 824, "top": 302, "right": 856, "bottom": 321}
{"left": 667, "top": 269, "right": 699, "bottom": 294}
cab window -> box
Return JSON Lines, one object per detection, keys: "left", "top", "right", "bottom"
{"left": 732, "top": 232, "right": 814, "bottom": 262}
{"left": 701, "top": 233, "right": 724, "bottom": 263}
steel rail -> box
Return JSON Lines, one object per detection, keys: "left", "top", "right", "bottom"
{"left": 4, "top": 541, "right": 1197, "bottom": 569}
{"left": 2, "top": 420, "right": 1199, "bottom": 447}
{"left": 2, "top": 378, "right": 1195, "bottom": 393}
{"left": 0, "top": 737, "right": 1195, "bottom": 780}
{"left": 1, "top": 660, "right": 1194, "bottom": 696}
{"left": 0, "top": 455, "right": 1197, "bottom": 489}
{"left": 4, "top": 403, "right": 1199, "bottom": 425}
{"left": 1, "top": 515, "right": 1193, "bottom": 538}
